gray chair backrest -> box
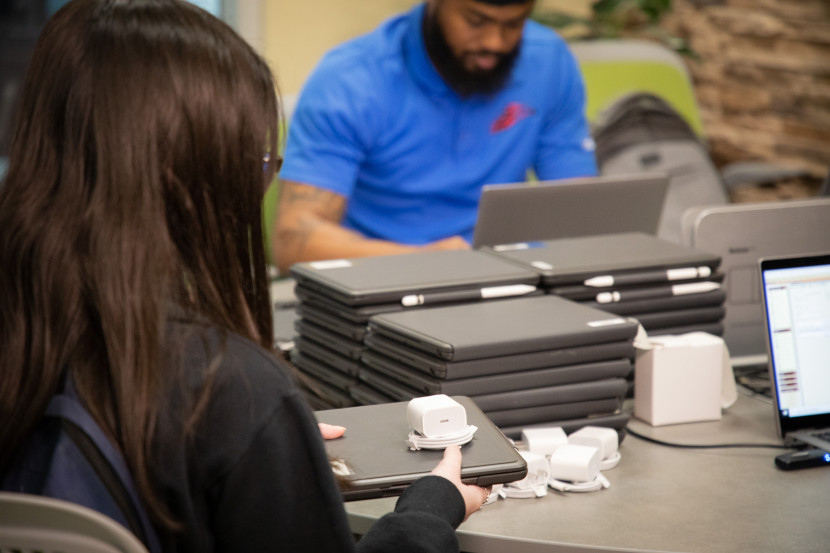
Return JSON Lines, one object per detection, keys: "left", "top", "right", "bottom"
{"left": 0, "top": 492, "right": 150, "bottom": 553}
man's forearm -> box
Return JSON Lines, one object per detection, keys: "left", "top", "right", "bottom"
{"left": 272, "top": 216, "right": 421, "bottom": 275}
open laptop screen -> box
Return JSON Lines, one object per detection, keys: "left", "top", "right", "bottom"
{"left": 760, "top": 253, "right": 830, "bottom": 439}
{"left": 472, "top": 173, "right": 668, "bottom": 248}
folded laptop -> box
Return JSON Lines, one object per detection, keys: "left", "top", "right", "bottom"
{"left": 295, "top": 281, "right": 545, "bottom": 323}
{"left": 315, "top": 396, "right": 527, "bottom": 500}
{"left": 295, "top": 284, "right": 399, "bottom": 324}
{"left": 357, "top": 365, "right": 421, "bottom": 402}
{"left": 581, "top": 288, "right": 726, "bottom": 316}
{"left": 472, "top": 173, "right": 669, "bottom": 248}
{"left": 296, "top": 303, "right": 369, "bottom": 342}
{"left": 294, "top": 321, "right": 365, "bottom": 361}
{"left": 632, "top": 306, "right": 726, "bottom": 330}
{"left": 290, "top": 249, "right": 539, "bottom": 306}
{"left": 684, "top": 198, "right": 830, "bottom": 365}
{"left": 760, "top": 252, "right": 830, "bottom": 450}
{"left": 349, "top": 382, "right": 395, "bottom": 406}
{"left": 294, "top": 368, "right": 358, "bottom": 410}
{"left": 293, "top": 337, "right": 363, "bottom": 377}
{"left": 485, "top": 398, "right": 623, "bottom": 428}
{"left": 291, "top": 349, "right": 360, "bottom": 391}
{"left": 649, "top": 322, "right": 724, "bottom": 337}
{"left": 482, "top": 232, "right": 720, "bottom": 288}
{"left": 469, "top": 378, "right": 628, "bottom": 412}
{"left": 361, "top": 350, "right": 632, "bottom": 397}
{"left": 368, "top": 295, "right": 640, "bottom": 362}
{"left": 364, "top": 332, "right": 635, "bottom": 380}
{"left": 547, "top": 272, "right": 724, "bottom": 302}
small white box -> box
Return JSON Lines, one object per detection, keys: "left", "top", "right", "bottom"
{"left": 634, "top": 332, "right": 725, "bottom": 426}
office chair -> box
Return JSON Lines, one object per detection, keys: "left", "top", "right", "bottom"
{"left": 570, "top": 39, "right": 705, "bottom": 137}
{"left": 0, "top": 492, "right": 150, "bottom": 553}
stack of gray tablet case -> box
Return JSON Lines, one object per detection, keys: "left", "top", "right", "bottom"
{"left": 484, "top": 232, "right": 726, "bottom": 338}
{"left": 289, "top": 249, "right": 638, "bottom": 438}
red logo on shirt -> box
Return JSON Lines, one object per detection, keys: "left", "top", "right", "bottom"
{"left": 490, "top": 102, "right": 535, "bottom": 133}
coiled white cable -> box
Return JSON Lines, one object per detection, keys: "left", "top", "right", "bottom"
{"left": 548, "top": 473, "right": 611, "bottom": 493}
{"left": 406, "top": 425, "right": 478, "bottom": 450}
{"left": 498, "top": 484, "right": 547, "bottom": 499}
{"left": 600, "top": 451, "right": 622, "bottom": 471}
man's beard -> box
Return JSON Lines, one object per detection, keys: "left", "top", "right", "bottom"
{"left": 423, "top": 11, "right": 520, "bottom": 98}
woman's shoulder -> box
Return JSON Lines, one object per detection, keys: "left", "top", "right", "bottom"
{"left": 163, "top": 316, "right": 308, "bottom": 442}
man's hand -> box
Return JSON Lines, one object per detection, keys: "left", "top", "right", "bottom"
{"left": 420, "top": 236, "right": 471, "bottom": 251}
{"left": 273, "top": 181, "right": 471, "bottom": 274}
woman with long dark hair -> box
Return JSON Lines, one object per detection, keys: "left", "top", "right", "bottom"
{"left": 0, "top": 1, "right": 486, "bottom": 551}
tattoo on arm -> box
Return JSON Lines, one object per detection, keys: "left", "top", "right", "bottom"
{"left": 276, "top": 181, "right": 346, "bottom": 261}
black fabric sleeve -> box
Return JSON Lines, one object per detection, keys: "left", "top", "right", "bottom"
{"left": 159, "top": 322, "right": 467, "bottom": 552}
{"left": 208, "top": 391, "right": 359, "bottom": 552}
{"left": 356, "top": 476, "right": 466, "bottom": 553}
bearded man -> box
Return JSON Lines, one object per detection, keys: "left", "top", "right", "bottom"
{"left": 273, "top": 0, "right": 597, "bottom": 273}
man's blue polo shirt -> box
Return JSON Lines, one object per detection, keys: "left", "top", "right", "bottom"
{"left": 280, "top": 3, "right": 597, "bottom": 245}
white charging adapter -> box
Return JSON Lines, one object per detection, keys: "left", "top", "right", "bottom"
{"left": 405, "top": 395, "right": 477, "bottom": 450}
{"left": 548, "top": 444, "right": 600, "bottom": 483}
{"left": 547, "top": 443, "right": 610, "bottom": 493}
{"left": 521, "top": 427, "right": 568, "bottom": 458}
{"left": 568, "top": 426, "right": 621, "bottom": 470}
{"left": 499, "top": 451, "right": 550, "bottom": 499}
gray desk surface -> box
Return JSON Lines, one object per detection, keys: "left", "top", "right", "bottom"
{"left": 344, "top": 391, "right": 830, "bottom": 552}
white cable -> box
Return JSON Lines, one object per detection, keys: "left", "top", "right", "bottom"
{"left": 406, "top": 425, "right": 477, "bottom": 450}
{"left": 499, "top": 484, "right": 547, "bottom": 499}
{"left": 600, "top": 451, "right": 622, "bottom": 471}
{"left": 549, "top": 473, "right": 610, "bottom": 493}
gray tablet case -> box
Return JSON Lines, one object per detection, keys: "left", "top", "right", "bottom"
{"left": 290, "top": 249, "right": 539, "bottom": 306}
{"left": 469, "top": 378, "right": 628, "bottom": 412}
{"left": 632, "top": 306, "right": 725, "bottom": 330}
{"left": 296, "top": 304, "right": 368, "bottom": 342}
{"left": 295, "top": 284, "right": 398, "bottom": 323}
{"left": 682, "top": 198, "right": 830, "bottom": 363}
{"left": 295, "top": 368, "right": 359, "bottom": 409}
{"left": 294, "top": 321, "right": 365, "bottom": 361}
{"left": 548, "top": 272, "right": 724, "bottom": 302}
{"left": 485, "top": 398, "right": 623, "bottom": 428}
{"left": 472, "top": 173, "right": 669, "bottom": 248}
{"left": 364, "top": 332, "right": 635, "bottom": 379}
{"left": 291, "top": 349, "right": 360, "bottom": 390}
{"left": 483, "top": 232, "right": 720, "bottom": 287}
{"left": 349, "top": 382, "right": 395, "bottom": 406}
{"left": 649, "top": 322, "right": 724, "bottom": 337}
{"left": 315, "top": 396, "right": 528, "bottom": 500}
{"left": 500, "top": 412, "right": 631, "bottom": 441}
{"left": 581, "top": 288, "right": 726, "bottom": 316}
{"left": 357, "top": 366, "right": 421, "bottom": 402}
{"left": 368, "top": 295, "right": 639, "bottom": 361}
{"left": 361, "top": 350, "right": 632, "bottom": 397}
{"left": 295, "top": 281, "right": 545, "bottom": 324}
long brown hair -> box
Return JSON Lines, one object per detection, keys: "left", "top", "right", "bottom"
{"left": 0, "top": 0, "right": 281, "bottom": 530}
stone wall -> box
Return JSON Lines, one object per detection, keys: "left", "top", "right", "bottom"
{"left": 661, "top": 0, "right": 830, "bottom": 187}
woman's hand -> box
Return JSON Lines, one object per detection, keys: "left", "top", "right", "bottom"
{"left": 430, "top": 445, "right": 491, "bottom": 521}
